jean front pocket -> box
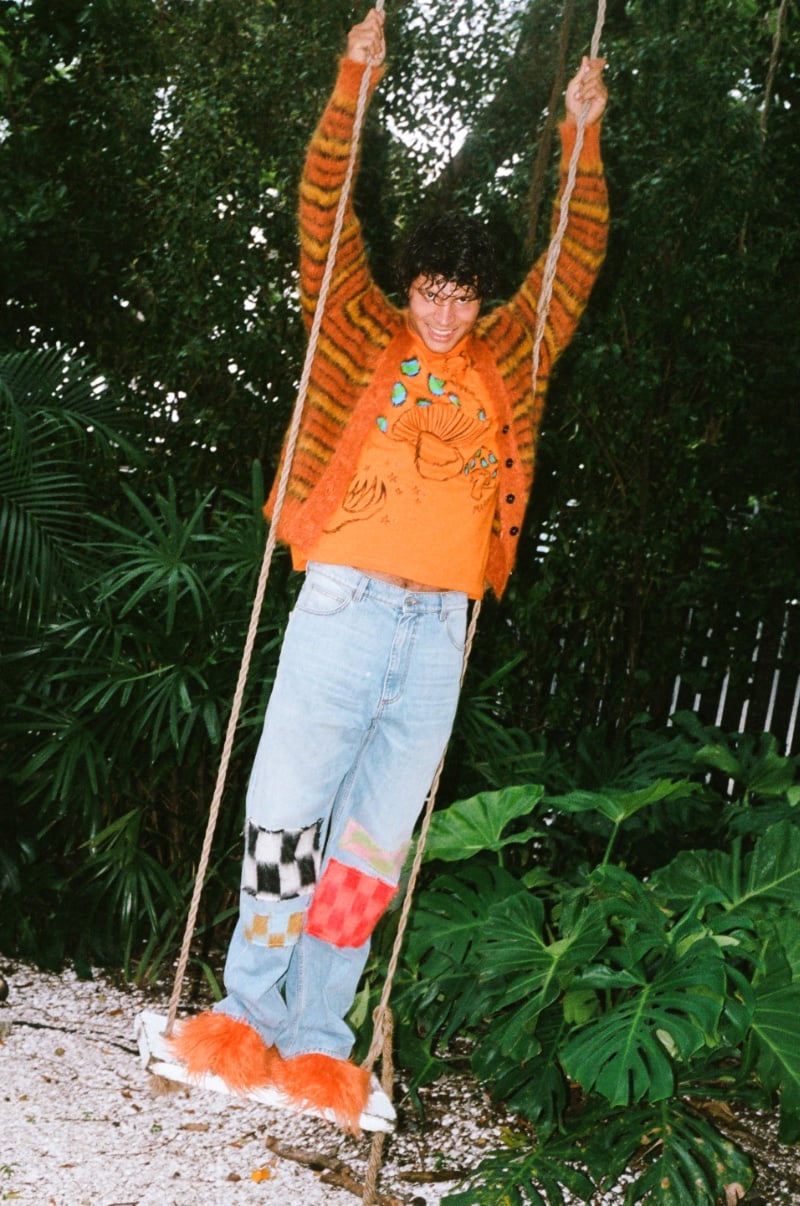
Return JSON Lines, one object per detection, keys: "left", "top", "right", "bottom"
{"left": 444, "top": 601, "right": 468, "bottom": 652}
{"left": 296, "top": 566, "right": 357, "bottom": 617}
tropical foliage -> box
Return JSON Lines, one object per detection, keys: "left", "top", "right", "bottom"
{"left": 1, "top": 351, "right": 291, "bottom": 973}
{"left": 386, "top": 715, "right": 800, "bottom": 1203}
{"left": 0, "top": 348, "right": 133, "bottom": 630}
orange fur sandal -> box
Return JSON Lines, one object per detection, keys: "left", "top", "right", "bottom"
{"left": 272, "top": 1052, "right": 371, "bottom": 1136}
{"left": 169, "top": 1011, "right": 279, "bottom": 1094}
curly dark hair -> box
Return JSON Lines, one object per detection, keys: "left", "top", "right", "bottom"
{"left": 395, "top": 212, "right": 499, "bottom": 302}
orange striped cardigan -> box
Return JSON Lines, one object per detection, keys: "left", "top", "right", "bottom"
{"left": 267, "top": 57, "right": 609, "bottom": 599}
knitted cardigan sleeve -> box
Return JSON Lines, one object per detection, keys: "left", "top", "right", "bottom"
{"left": 266, "top": 58, "right": 397, "bottom": 531}
{"left": 478, "top": 121, "right": 609, "bottom": 596}
{"left": 514, "top": 122, "right": 607, "bottom": 358}
{"left": 298, "top": 58, "right": 384, "bottom": 335}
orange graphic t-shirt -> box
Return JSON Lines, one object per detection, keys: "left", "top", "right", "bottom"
{"left": 302, "top": 329, "right": 499, "bottom": 598}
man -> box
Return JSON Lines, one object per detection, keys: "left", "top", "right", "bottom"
{"left": 172, "top": 7, "right": 608, "bottom": 1133}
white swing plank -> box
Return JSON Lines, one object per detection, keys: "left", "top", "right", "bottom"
{"left": 135, "top": 1009, "right": 395, "bottom": 1134}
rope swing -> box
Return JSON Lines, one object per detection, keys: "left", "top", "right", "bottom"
{"left": 160, "top": 4, "right": 386, "bottom": 1046}
{"left": 137, "top": 2, "right": 608, "bottom": 1201}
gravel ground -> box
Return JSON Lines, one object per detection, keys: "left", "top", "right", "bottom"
{"left": 0, "top": 960, "right": 513, "bottom": 1206}
{"left": 1, "top": 960, "right": 799, "bottom": 1205}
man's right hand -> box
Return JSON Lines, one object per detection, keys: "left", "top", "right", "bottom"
{"left": 345, "top": 7, "right": 386, "bottom": 65}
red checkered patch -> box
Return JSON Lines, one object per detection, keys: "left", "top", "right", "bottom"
{"left": 305, "top": 859, "right": 396, "bottom": 948}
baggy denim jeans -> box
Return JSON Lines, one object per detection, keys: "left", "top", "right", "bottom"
{"left": 217, "top": 562, "right": 468, "bottom": 1060}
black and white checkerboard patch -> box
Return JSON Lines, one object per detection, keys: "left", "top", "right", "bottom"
{"left": 242, "top": 817, "right": 322, "bottom": 901}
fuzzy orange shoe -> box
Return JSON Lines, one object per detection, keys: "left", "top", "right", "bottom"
{"left": 272, "top": 1052, "right": 371, "bottom": 1136}
{"left": 169, "top": 1011, "right": 279, "bottom": 1095}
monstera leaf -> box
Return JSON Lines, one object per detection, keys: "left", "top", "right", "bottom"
{"left": 399, "top": 863, "right": 523, "bottom": 1046}
{"left": 443, "top": 1141, "right": 596, "bottom": 1206}
{"left": 545, "top": 777, "right": 698, "bottom": 825}
{"left": 561, "top": 936, "right": 726, "bottom": 1106}
{"left": 422, "top": 784, "right": 544, "bottom": 862}
{"left": 751, "top": 968, "right": 800, "bottom": 1143}
{"left": 406, "top": 863, "right": 523, "bottom": 975}
{"left": 477, "top": 891, "right": 609, "bottom": 1061}
{"left": 444, "top": 1095, "right": 752, "bottom": 1206}
{"left": 653, "top": 819, "right": 800, "bottom": 921}
{"left": 772, "top": 913, "right": 800, "bottom": 980}
{"left": 471, "top": 1002, "right": 570, "bottom": 1136}
{"left": 746, "top": 819, "right": 800, "bottom": 904}
{"left": 580, "top": 1099, "right": 753, "bottom": 1205}
{"left": 693, "top": 731, "right": 797, "bottom": 800}
{"left": 649, "top": 847, "right": 738, "bottom": 913}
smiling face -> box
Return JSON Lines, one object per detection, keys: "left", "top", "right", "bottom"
{"left": 406, "top": 275, "right": 482, "bottom": 355}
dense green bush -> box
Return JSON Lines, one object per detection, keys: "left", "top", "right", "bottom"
{"left": 3, "top": 1, "right": 797, "bottom": 737}
{"left": 0, "top": 355, "right": 292, "bottom": 973}
{"left": 386, "top": 715, "right": 800, "bottom": 1203}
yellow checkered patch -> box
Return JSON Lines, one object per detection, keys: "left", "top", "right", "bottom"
{"left": 245, "top": 910, "right": 305, "bottom": 947}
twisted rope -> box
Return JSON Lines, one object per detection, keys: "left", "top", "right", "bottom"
{"left": 165, "top": 3, "right": 384, "bottom": 1036}
{"left": 361, "top": 5, "right": 607, "bottom": 1199}
{"left": 760, "top": 0, "right": 790, "bottom": 139}
{"left": 530, "top": 0, "right": 606, "bottom": 395}
{"left": 360, "top": 600, "right": 480, "bottom": 1203}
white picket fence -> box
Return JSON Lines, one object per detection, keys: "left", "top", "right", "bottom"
{"left": 668, "top": 602, "right": 800, "bottom": 756}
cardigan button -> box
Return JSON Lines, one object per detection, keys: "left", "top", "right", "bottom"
{"left": 505, "top": 458, "right": 514, "bottom": 468}
{"left": 510, "top": 526, "right": 519, "bottom": 536}
{"left": 506, "top": 493, "right": 515, "bottom": 504}
{"left": 502, "top": 424, "right": 510, "bottom": 434}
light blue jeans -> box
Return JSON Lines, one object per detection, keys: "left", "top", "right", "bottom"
{"left": 217, "top": 562, "right": 468, "bottom": 1060}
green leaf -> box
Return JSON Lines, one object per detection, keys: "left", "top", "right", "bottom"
{"left": 480, "top": 892, "right": 608, "bottom": 1012}
{"left": 693, "top": 741, "right": 743, "bottom": 779}
{"left": 694, "top": 733, "right": 797, "bottom": 800}
{"left": 399, "top": 864, "right": 523, "bottom": 1049}
{"left": 546, "top": 778, "right": 698, "bottom": 825}
{"left": 772, "top": 915, "right": 800, "bottom": 982}
{"left": 422, "top": 784, "right": 544, "bottom": 862}
{"left": 589, "top": 862, "right": 674, "bottom": 943}
{"left": 650, "top": 848, "right": 735, "bottom": 913}
{"left": 561, "top": 938, "right": 726, "bottom": 1107}
{"left": 475, "top": 892, "right": 608, "bottom": 1066}
{"left": 652, "top": 821, "right": 800, "bottom": 927}
{"left": 750, "top": 971, "right": 800, "bottom": 1143}
{"left": 407, "top": 864, "right": 522, "bottom": 973}
{"left": 443, "top": 1140, "right": 596, "bottom": 1206}
{"left": 0, "top": 347, "right": 133, "bottom": 627}
{"left": 584, "top": 1101, "right": 752, "bottom": 1204}
{"left": 471, "top": 1005, "right": 569, "bottom": 1135}
{"left": 745, "top": 819, "right": 800, "bottom": 906}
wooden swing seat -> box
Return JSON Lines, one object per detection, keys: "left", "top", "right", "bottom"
{"left": 135, "top": 1009, "right": 396, "bottom": 1133}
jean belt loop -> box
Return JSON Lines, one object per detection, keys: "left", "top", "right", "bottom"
{"left": 353, "top": 569, "right": 369, "bottom": 603}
